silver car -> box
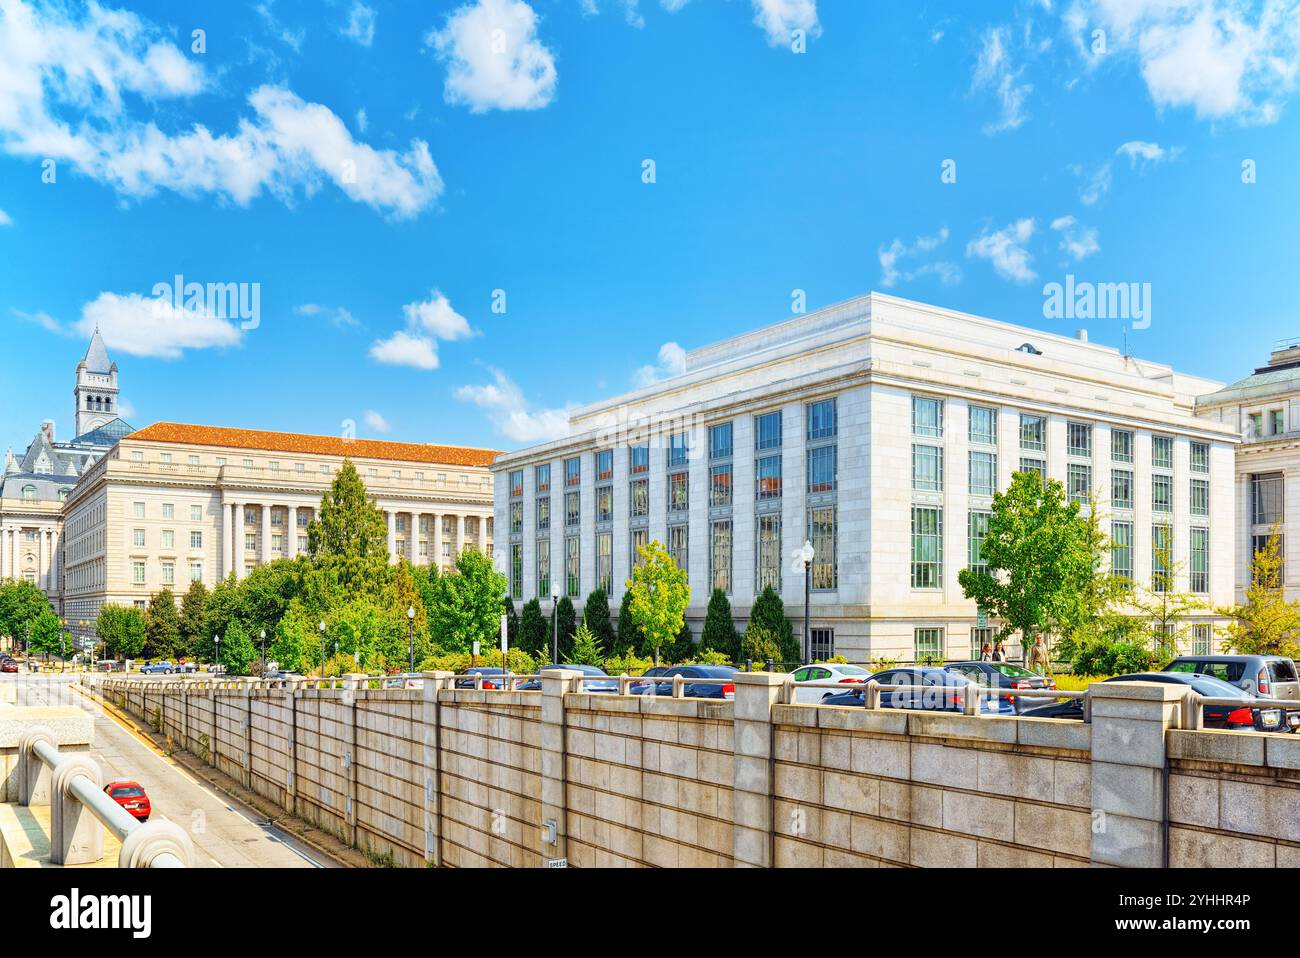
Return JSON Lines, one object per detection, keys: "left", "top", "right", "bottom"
{"left": 1164, "top": 654, "right": 1300, "bottom": 729}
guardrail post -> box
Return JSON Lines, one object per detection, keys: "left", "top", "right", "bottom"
{"left": 345, "top": 674, "right": 363, "bottom": 848}
{"left": 119, "top": 820, "right": 195, "bottom": 868}
{"left": 18, "top": 725, "right": 56, "bottom": 805}
{"left": 732, "top": 671, "right": 785, "bottom": 868}
{"left": 962, "top": 681, "right": 980, "bottom": 716}
{"left": 285, "top": 678, "right": 299, "bottom": 808}
{"left": 1088, "top": 681, "right": 1185, "bottom": 868}
{"left": 421, "top": 671, "right": 455, "bottom": 867}
{"left": 865, "top": 679, "right": 881, "bottom": 710}
{"left": 51, "top": 754, "right": 103, "bottom": 865}
{"left": 242, "top": 678, "right": 254, "bottom": 787}
{"left": 539, "top": 668, "right": 580, "bottom": 866}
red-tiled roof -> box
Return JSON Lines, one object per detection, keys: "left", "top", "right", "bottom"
{"left": 126, "top": 422, "right": 500, "bottom": 467}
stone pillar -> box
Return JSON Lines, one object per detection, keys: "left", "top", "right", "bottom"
{"left": 260, "top": 505, "right": 272, "bottom": 566}
{"left": 420, "top": 671, "right": 455, "bottom": 866}
{"left": 387, "top": 510, "right": 397, "bottom": 564}
{"left": 37, "top": 529, "right": 46, "bottom": 591}
{"left": 731, "top": 671, "right": 785, "bottom": 868}
{"left": 222, "top": 500, "right": 233, "bottom": 578}
{"left": 50, "top": 754, "right": 104, "bottom": 865}
{"left": 539, "top": 668, "right": 579, "bottom": 865}
{"left": 0, "top": 527, "right": 8, "bottom": 579}
{"left": 287, "top": 506, "right": 298, "bottom": 558}
{"left": 1089, "top": 680, "right": 1188, "bottom": 867}
{"left": 18, "top": 726, "right": 56, "bottom": 805}
{"left": 431, "top": 513, "right": 442, "bottom": 570}
{"left": 233, "top": 503, "right": 245, "bottom": 580}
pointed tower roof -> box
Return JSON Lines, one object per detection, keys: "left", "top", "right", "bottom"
{"left": 82, "top": 326, "right": 113, "bottom": 373}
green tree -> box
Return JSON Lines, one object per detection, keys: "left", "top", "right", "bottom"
{"left": 27, "top": 609, "right": 67, "bottom": 661}
{"left": 554, "top": 596, "right": 576, "bottom": 660}
{"left": 307, "top": 459, "right": 390, "bottom": 596}
{"left": 582, "top": 589, "right": 615, "bottom": 656}
{"left": 568, "top": 622, "right": 603, "bottom": 666}
{"left": 615, "top": 589, "right": 643, "bottom": 656}
{"left": 503, "top": 595, "right": 520, "bottom": 646}
{"left": 749, "top": 587, "right": 797, "bottom": 665}
{"left": 957, "top": 471, "right": 1112, "bottom": 652}
{"left": 520, "top": 598, "right": 547, "bottom": 656}
{"left": 1219, "top": 526, "right": 1300, "bottom": 659}
{"left": 739, "top": 623, "right": 782, "bottom": 667}
{"left": 178, "top": 580, "right": 208, "bottom": 658}
{"left": 0, "top": 579, "right": 54, "bottom": 648}
{"left": 220, "top": 620, "right": 257, "bottom": 676}
{"left": 428, "top": 549, "right": 508, "bottom": 653}
{"left": 626, "top": 539, "right": 690, "bottom": 665}
{"left": 661, "top": 621, "right": 695, "bottom": 663}
{"left": 700, "top": 589, "right": 739, "bottom": 660}
{"left": 96, "top": 604, "right": 145, "bottom": 660}
{"left": 269, "top": 601, "right": 315, "bottom": 673}
{"left": 144, "top": 590, "right": 181, "bottom": 659}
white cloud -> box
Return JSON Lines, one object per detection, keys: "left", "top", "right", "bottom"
{"left": 369, "top": 290, "right": 473, "bottom": 370}
{"left": 428, "top": 0, "right": 558, "bottom": 113}
{"left": 973, "top": 26, "right": 1033, "bottom": 133}
{"left": 752, "top": 0, "right": 821, "bottom": 46}
{"left": 1072, "top": 160, "right": 1113, "bottom": 206}
{"left": 255, "top": 1, "right": 306, "bottom": 52}
{"left": 117, "top": 397, "right": 137, "bottom": 419}
{"left": 0, "top": 208, "right": 10, "bottom": 226}
{"left": 966, "top": 218, "right": 1038, "bottom": 283}
{"left": 0, "top": 0, "right": 441, "bottom": 218}
{"left": 11, "top": 308, "right": 59, "bottom": 332}
{"left": 342, "top": 2, "right": 377, "bottom": 46}
{"left": 355, "top": 108, "right": 368, "bottom": 133}
{"left": 364, "top": 409, "right": 391, "bottom": 433}
{"left": 1116, "top": 139, "right": 1183, "bottom": 168}
{"left": 294, "top": 303, "right": 358, "bottom": 328}
{"left": 76, "top": 292, "right": 243, "bottom": 359}
{"left": 1050, "top": 215, "right": 1101, "bottom": 261}
{"left": 1066, "top": 0, "right": 1300, "bottom": 125}
{"left": 632, "top": 342, "right": 687, "bottom": 388}
{"left": 455, "top": 368, "right": 570, "bottom": 443}
{"left": 878, "top": 227, "right": 961, "bottom": 288}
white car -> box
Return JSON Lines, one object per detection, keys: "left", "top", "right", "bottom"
{"left": 790, "top": 663, "right": 873, "bottom": 703}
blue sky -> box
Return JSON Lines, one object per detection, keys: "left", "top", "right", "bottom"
{"left": 2, "top": 0, "right": 1299, "bottom": 453}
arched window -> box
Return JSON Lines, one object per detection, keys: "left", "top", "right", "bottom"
{"left": 21, "top": 484, "right": 36, "bottom": 501}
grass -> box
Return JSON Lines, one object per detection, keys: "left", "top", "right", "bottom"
{"left": 1050, "top": 674, "right": 1111, "bottom": 692}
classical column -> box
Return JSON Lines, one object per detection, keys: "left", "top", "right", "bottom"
{"left": 477, "top": 514, "right": 486, "bottom": 553}
{"left": 37, "top": 529, "right": 46, "bottom": 591}
{"left": 386, "top": 510, "right": 397, "bottom": 563}
{"left": 430, "top": 513, "right": 442, "bottom": 570}
{"left": 0, "top": 527, "right": 7, "bottom": 579}
{"left": 49, "top": 528, "right": 59, "bottom": 594}
{"left": 287, "top": 506, "right": 298, "bottom": 559}
{"left": 222, "top": 501, "right": 233, "bottom": 579}
{"left": 453, "top": 514, "right": 464, "bottom": 563}
{"left": 233, "top": 503, "right": 245, "bottom": 580}
{"left": 260, "top": 505, "right": 272, "bottom": 566}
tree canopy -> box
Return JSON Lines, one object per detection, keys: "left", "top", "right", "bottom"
{"left": 625, "top": 539, "right": 690, "bottom": 664}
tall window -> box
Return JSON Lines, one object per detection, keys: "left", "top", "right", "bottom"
{"left": 1192, "top": 624, "right": 1212, "bottom": 656}
{"left": 508, "top": 470, "right": 524, "bottom": 498}
{"left": 630, "top": 445, "right": 649, "bottom": 475}
{"left": 1151, "top": 436, "right": 1173, "bottom": 470}
{"left": 969, "top": 405, "right": 997, "bottom": 445}
{"left": 1018, "top": 458, "right": 1045, "bottom": 479}
{"left": 969, "top": 451, "right": 996, "bottom": 496}
{"left": 970, "top": 627, "right": 995, "bottom": 659}
{"left": 1111, "top": 521, "right": 1133, "bottom": 583}
{"left": 596, "top": 532, "right": 612, "bottom": 593}
{"left": 1189, "top": 442, "right": 1209, "bottom": 474}
{"left": 1189, "top": 527, "right": 1209, "bottom": 594}
{"left": 510, "top": 544, "right": 523, "bottom": 600}
{"left": 709, "top": 422, "right": 733, "bottom": 460}
{"left": 535, "top": 463, "right": 551, "bottom": 494}
{"left": 1020, "top": 414, "right": 1045, "bottom": 452}
{"left": 631, "top": 528, "right": 649, "bottom": 570}
{"left": 755, "top": 411, "right": 782, "bottom": 450}
{"left": 809, "top": 507, "right": 837, "bottom": 590}
{"left": 807, "top": 398, "right": 837, "bottom": 440}
{"left": 968, "top": 511, "right": 991, "bottom": 575}
{"left": 710, "top": 520, "right": 733, "bottom": 593}
{"left": 912, "top": 444, "right": 943, "bottom": 491}
{"left": 668, "top": 524, "right": 688, "bottom": 573}
{"left": 914, "top": 628, "right": 944, "bottom": 660}
{"left": 1190, "top": 478, "right": 1209, "bottom": 517}
{"left": 1067, "top": 422, "right": 1092, "bottom": 458}
{"left": 630, "top": 478, "right": 649, "bottom": 517}
{"left": 1152, "top": 524, "right": 1172, "bottom": 593}
{"left": 911, "top": 506, "right": 942, "bottom": 589}
{"left": 509, "top": 501, "right": 523, "bottom": 534}
{"left": 756, "top": 455, "right": 783, "bottom": 500}
{"left": 537, "top": 539, "right": 550, "bottom": 597}
{"left": 1112, "top": 470, "right": 1134, "bottom": 510}
{"left": 709, "top": 464, "right": 733, "bottom": 506}
{"left": 595, "top": 450, "right": 613, "bottom": 481}
{"left": 1068, "top": 463, "right": 1092, "bottom": 504}
{"left": 807, "top": 445, "right": 837, "bottom": 493}
{"left": 810, "top": 629, "right": 835, "bottom": 661}
{"left": 565, "top": 535, "right": 580, "bottom": 597}
{"left": 565, "top": 491, "right": 580, "bottom": 526}
{"left": 912, "top": 396, "right": 943, "bottom": 437}
{"left": 756, "top": 514, "right": 781, "bottom": 592}
{"left": 564, "top": 457, "right": 581, "bottom": 487}
{"left": 1151, "top": 474, "right": 1172, "bottom": 514}
{"left": 668, "top": 469, "right": 689, "bottom": 512}
{"left": 1252, "top": 474, "right": 1283, "bottom": 525}
{"left": 1112, "top": 430, "right": 1134, "bottom": 463}
{"left": 668, "top": 432, "right": 690, "bottom": 468}
{"left": 536, "top": 496, "right": 551, "bottom": 531}
{"left": 596, "top": 484, "right": 613, "bottom": 522}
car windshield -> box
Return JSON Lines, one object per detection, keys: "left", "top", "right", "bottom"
{"left": 112, "top": 787, "right": 145, "bottom": 798}
{"left": 988, "top": 663, "right": 1037, "bottom": 678}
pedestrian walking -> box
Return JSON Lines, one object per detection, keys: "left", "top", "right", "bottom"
{"left": 1028, "top": 633, "right": 1051, "bottom": 675}
{"left": 979, "top": 643, "right": 992, "bottom": 662}
{"left": 991, "top": 642, "right": 1004, "bottom": 662}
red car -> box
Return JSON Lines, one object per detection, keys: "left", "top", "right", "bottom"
{"left": 0, "top": 657, "right": 18, "bottom": 673}
{"left": 104, "top": 780, "right": 151, "bottom": 821}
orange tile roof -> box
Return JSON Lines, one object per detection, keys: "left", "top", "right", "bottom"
{"left": 126, "top": 422, "right": 501, "bottom": 467}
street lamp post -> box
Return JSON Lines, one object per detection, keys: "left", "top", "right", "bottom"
{"left": 407, "top": 606, "right": 416, "bottom": 674}
{"left": 551, "top": 593, "right": 558, "bottom": 665}
{"left": 791, "top": 540, "right": 815, "bottom": 667}
{"left": 318, "top": 620, "right": 326, "bottom": 676}
{"left": 213, "top": 634, "right": 221, "bottom": 675}
{"left": 259, "top": 629, "right": 266, "bottom": 671}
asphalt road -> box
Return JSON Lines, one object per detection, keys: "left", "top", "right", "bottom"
{"left": 3, "top": 673, "right": 332, "bottom": 868}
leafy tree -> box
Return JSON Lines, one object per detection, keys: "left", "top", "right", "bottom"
{"left": 554, "top": 596, "right": 577, "bottom": 660}
{"left": 428, "top": 548, "right": 508, "bottom": 653}
{"left": 739, "top": 623, "right": 782, "bottom": 668}
{"left": 749, "top": 587, "right": 797, "bottom": 665}
{"left": 1219, "top": 526, "right": 1300, "bottom": 659}
{"left": 0, "top": 579, "right": 53, "bottom": 648}
{"left": 27, "top": 609, "right": 67, "bottom": 660}
{"left": 307, "top": 459, "right": 390, "bottom": 596}
{"left": 220, "top": 620, "right": 256, "bottom": 676}
{"left": 700, "top": 589, "right": 739, "bottom": 660}
{"left": 568, "top": 622, "right": 603, "bottom": 666}
{"left": 269, "top": 601, "right": 315, "bottom": 673}
{"left": 144, "top": 590, "right": 181, "bottom": 659}
{"left": 957, "top": 471, "right": 1112, "bottom": 651}
{"left": 582, "top": 589, "right": 615, "bottom": 656}
{"left": 615, "top": 589, "right": 643, "bottom": 656}
{"left": 96, "top": 604, "right": 145, "bottom": 660}
{"left": 661, "top": 621, "right": 696, "bottom": 663}
{"left": 503, "top": 595, "right": 520, "bottom": 646}
{"left": 178, "top": 580, "right": 208, "bottom": 657}
{"left": 626, "top": 539, "right": 690, "bottom": 665}
{"left": 519, "top": 598, "right": 547, "bottom": 656}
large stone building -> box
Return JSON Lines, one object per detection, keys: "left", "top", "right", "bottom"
{"left": 0, "top": 329, "right": 133, "bottom": 608}
{"left": 492, "top": 293, "right": 1238, "bottom": 661}
{"left": 1196, "top": 339, "right": 1300, "bottom": 603}
{"left": 60, "top": 423, "right": 498, "bottom": 642}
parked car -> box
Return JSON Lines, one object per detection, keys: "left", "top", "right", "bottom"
{"left": 454, "top": 667, "right": 507, "bottom": 690}
{"left": 515, "top": 664, "right": 619, "bottom": 693}
{"left": 1164, "top": 654, "right": 1300, "bottom": 702}
{"left": 626, "top": 666, "right": 672, "bottom": 694}
{"left": 0, "top": 656, "right": 17, "bottom": 674}
{"left": 1021, "top": 672, "right": 1293, "bottom": 732}
{"left": 789, "top": 663, "right": 873, "bottom": 703}
{"left": 629, "top": 665, "right": 738, "bottom": 699}
{"left": 174, "top": 660, "right": 199, "bottom": 674}
{"left": 140, "top": 661, "right": 175, "bottom": 675}
{"left": 945, "top": 661, "right": 1057, "bottom": 713}
{"left": 819, "top": 667, "right": 1015, "bottom": 715}
{"left": 104, "top": 780, "right": 151, "bottom": 821}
